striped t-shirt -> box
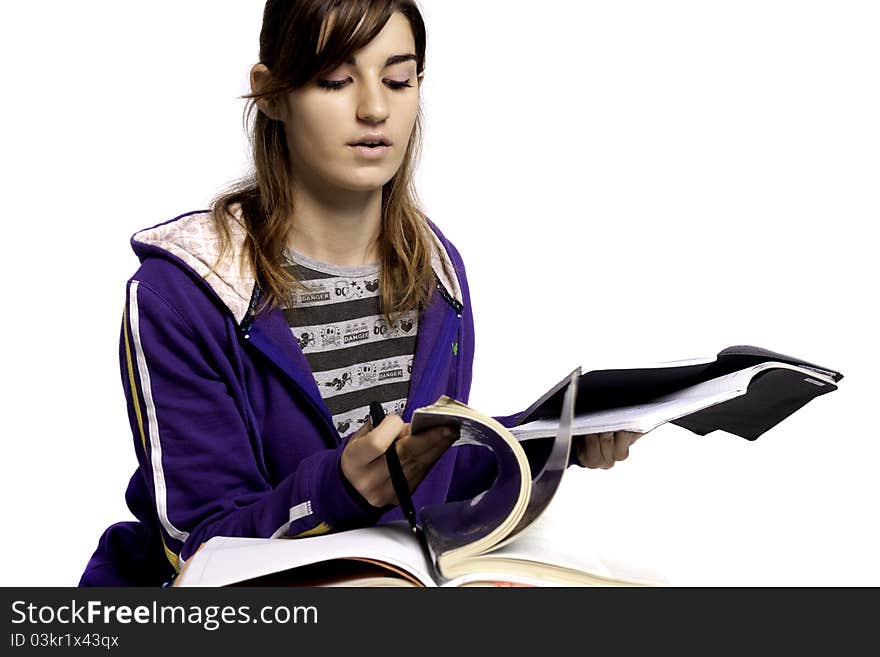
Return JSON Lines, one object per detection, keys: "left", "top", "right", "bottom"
{"left": 281, "top": 249, "right": 420, "bottom": 439}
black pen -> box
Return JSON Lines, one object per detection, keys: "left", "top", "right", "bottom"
{"left": 369, "top": 401, "right": 439, "bottom": 579}
{"left": 369, "top": 402, "right": 418, "bottom": 530}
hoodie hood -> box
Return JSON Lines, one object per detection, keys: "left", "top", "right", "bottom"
{"left": 131, "top": 204, "right": 464, "bottom": 324}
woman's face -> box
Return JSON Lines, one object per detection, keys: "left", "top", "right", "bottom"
{"left": 255, "top": 11, "right": 422, "bottom": 196}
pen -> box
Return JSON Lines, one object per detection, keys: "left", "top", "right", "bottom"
{"left": 369, "top": 401, "right": 418, "bottom": 530}
{"left": 370, "top": 401, "right": 439, "bottom": 579}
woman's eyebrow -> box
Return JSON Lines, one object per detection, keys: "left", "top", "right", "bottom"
{"left": 345, "top": 53, "right": 417, "bottom": 67}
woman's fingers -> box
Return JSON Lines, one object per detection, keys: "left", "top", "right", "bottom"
{"left": 374, "top": 425, "right": 459, "bottom": 505}
{"left": 343, "top": 420, "right": 460, "bottom": 507}
{"left": 578, "top": 431, "right": 647, "bottom": 469}
{"left": 581, "top": 432, "right": 607, "bottom": 468}
{"left": 340, "top": 415, "right": 406, "bottom": 507}
{"left": 401, "top": 425, "right": 459, "bottom": 459}
{"left": 612, "top": 431, "right": 641, "bottom": 461}
{"left": 598, "top": 432, "right": 615, "bottom": 468}
{"left": 397, "top": 425, "right": 460, "bottom": 482}
{"left": 345, "top": 414, "right": 405, "bottom": 466}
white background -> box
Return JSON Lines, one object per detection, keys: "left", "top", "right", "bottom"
{"left": 1, "top": 1, "right": 877, "bottom": 586}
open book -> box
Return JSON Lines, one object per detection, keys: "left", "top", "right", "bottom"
{"left": 177, "top": 372, "right": 652, "bottom": 587}
{"left": 510, "top": 344, "right": 842, "bottom": 441}
{"left": 175, "top": 345, "right": 841, "bottom": 587}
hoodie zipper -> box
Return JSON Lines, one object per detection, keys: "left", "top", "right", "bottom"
{"left": 435, "top": 278, "right": 463, "bottom": 316}
{"left": 404, "top": 277, "right": 463, "bottom": 416}
{"left": 239, "top": 282, "right": 263, "bottom": 336}
{"left": 436, "top": 278, "right": 464, "bottom": 400}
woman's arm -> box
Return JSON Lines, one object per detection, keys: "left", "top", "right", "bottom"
{"left": 121, "top": 276, "right": 383, "bottom": 565}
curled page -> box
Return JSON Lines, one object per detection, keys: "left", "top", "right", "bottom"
{"left": 416, "top": 415, "right": 525, "bottom": 561}
{"left": 409, "top": 398, "right": 533, "bottom": 576}
{"left": 495, "top": 368, "right": 578, "bottom": 548}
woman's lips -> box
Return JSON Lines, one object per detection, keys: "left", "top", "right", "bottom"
{"left": 350, "top": 144, "right": 391, "bottom": 160}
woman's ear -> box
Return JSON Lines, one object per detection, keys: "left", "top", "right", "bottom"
{"left": 250, "top": 63, "right": 286, "bottom": 122}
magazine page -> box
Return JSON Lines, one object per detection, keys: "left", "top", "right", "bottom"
{"left": 412, "top": 407, "right": 530, "bottom": 568}
{"left": 457, "top": 511, "right": 669, "bottom": 587}
{"left": 176, "top": 522, "right": 436, "bottom": 587}
{"left": 512, "top": 361, "right": 833, "bottom": 439}
{"left": 497, "top": 371, "right": 578, "bottom": 547}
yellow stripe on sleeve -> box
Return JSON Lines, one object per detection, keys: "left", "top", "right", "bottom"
{"left": 162, "top": 538, "right": 181, "bottom": 572}
{"left": 125, "top": 295, "right": 180, "bottom": 573}
{"left": 291, "top": 522, "right": 332, "bottom": 539}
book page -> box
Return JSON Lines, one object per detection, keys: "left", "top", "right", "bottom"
{"left": 444, "top": 511, "right": 668, "bottom": 586}
{"left": 521, "top": 346, "right": 841, "bottom": 425}
{"left": 415, "top": 413, "right": 527, "bottom": 562}
{"left": 513, "top": 392, "right": 734, "bottom": 437}
{"left": 498, "top": 371, "right": 578, "bottom": 547}
{"left": 411, "top": 397, "right": 533, "bottom": 577}
{"left": 176, "top": 522, "right": 437, "bottom": 587}
{"left": 512, "top": 362, "right": 816, "bottom": 439}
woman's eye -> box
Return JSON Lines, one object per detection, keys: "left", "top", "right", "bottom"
{"left": 317, "top": 79, "right": 349, "bottom": 90}
{"left": 317, "top": 78, "right": 413, "bottom": 91}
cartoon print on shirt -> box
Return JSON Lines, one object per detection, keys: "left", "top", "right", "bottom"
{"left": 324, "top": 371, "right": 352, "bottom": 392}
{"left": 373, "top": 318, "right": 388, "bottom": 338}
{"left": 321, "top": 325, "right": 341, "bottom": 348}
{"left": 365, "top": 278, "right": 379, "bottom": 293}
{"left": 399, "top": 318, "right": 414, "bottom": 334}
{"left": 334, "top": 280, "right": 350, "bottom": 298}
{"left": 407, "top": 357, "right": 414, "bottom": 375}
{"left": 348, "top": 280, "right": 365, "bottom": 299}
{"left": 357, "top": 363, "right": 377, "bottom": 386}
{"left": 393, "top": 399, "right": 406, "bottom": 416}
{"left": 295, "top": 331, "right": 316, "bottom": 351}
{"left": 336, "top": 419, "right": 351, "bottom": 435}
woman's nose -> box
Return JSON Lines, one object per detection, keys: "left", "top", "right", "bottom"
{"left": 356, "top": 79, "right": 390, "bottom": 123}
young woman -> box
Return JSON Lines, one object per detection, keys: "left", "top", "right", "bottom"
{"left": 79, "top": 0, "right": 645, "bottom": 587}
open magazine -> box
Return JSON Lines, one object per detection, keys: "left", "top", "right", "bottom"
{"left": 510, "top": 344, "right": 842, "bottom": 441}
{"left": 177, "top": 372, "right": 649, "bottom": 587}
{"left": 175, "top": 345, "right": 841, "bottom": 587}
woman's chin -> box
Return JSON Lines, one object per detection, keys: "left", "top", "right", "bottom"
{"left": 338, "top": 173, "right": 396, "bottom": 193}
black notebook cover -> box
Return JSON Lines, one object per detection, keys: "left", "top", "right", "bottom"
{"left": 517, "top": 345, "right": 842, "bottom": 440}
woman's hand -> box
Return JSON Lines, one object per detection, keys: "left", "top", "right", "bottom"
{"left": 340, "top": 415, "right": 460, "bottom": 508}
{"left": 573, "top": 430, "right": 649, "bottom": 469}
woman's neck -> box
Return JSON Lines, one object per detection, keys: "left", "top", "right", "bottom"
{"left": 287, "top": 186, "right": 383, "bottom": 267}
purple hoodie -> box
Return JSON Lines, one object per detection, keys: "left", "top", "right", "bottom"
{"left": 79, "top": 207, "right": 542, "bottom": 586}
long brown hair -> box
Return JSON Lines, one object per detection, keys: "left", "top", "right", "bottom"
{"left": 210, "top": 0, "right": 434, "bottom": 327}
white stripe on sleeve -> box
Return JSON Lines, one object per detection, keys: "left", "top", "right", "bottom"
{"left": 129, "top": 280, "right": 191, "bottom": 544}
